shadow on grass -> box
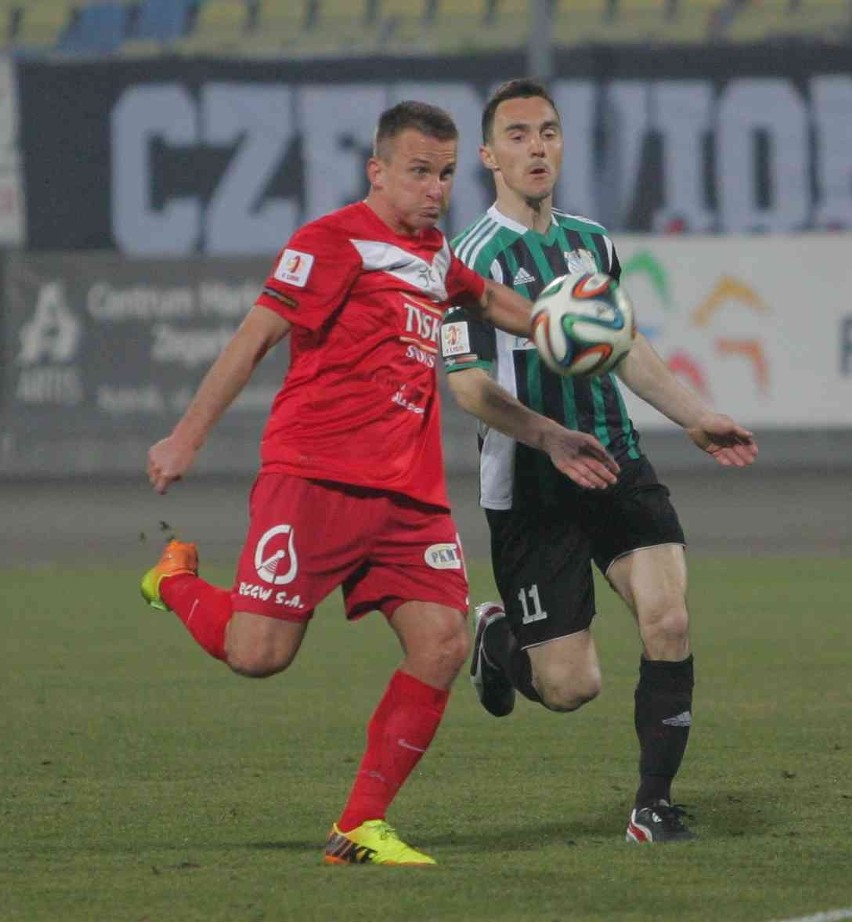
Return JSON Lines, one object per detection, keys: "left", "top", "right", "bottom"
{"left": 410, "top": 788, "right": 776, "bottom": 851}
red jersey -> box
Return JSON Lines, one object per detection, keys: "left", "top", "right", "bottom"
{"left": 255, "top": 201, "right": 486, "bottom": 509}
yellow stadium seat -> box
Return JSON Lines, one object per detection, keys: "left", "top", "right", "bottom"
{"left": 791, "top": 0, "right": 852, "bottom": 39}
{"left": 658, "top": 0, "right": 724, "bottom": 44}
{"left": 552, "top": 0, "right": 611, "bottom": 46}
{"left": 429, "top": 0, "right": 490, "bottom": 52}
{"left": 248, "top": 0, "right": 310, "bottom": 52}
{"left": 177, "top": 0, "right": 250, "bottom": 53}
{"left": 15, "top": 0, "right": 73, "bottom": 48}
{"left": 380, "top": 0, "right": 428, "bottom": 46}
{"left": 727, "top": 0, "right": 794, "bottom": 42}
{"left": 481, "top": 0, "right": 534, "bottom": 49}
{"left": 0, "top": 1, "right": 18, "bottom": 46}
{"left": 607, "top": 0, "right": 669, "bottom": 41}
{"left": 255, "top": 0, "right": 377, "bottom": 55}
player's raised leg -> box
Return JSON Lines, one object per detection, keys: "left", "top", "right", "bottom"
{"left": 141, "top": 537, "right": 308, "bottom": 674}
{"left": 141, "top": 538, "right": 232, "bottom": 662}
{"left": 470, "top": 601, "right": 517, "bottom": 716}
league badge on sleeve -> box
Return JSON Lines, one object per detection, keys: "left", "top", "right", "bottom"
{"left": 274, "top": 249, "right": 315, "bottom": 288}
{"left": 440, "top": 321, "right": 471, "bottom": 358}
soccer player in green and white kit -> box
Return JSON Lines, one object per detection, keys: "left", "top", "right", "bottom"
{"left": 440, "top": 78, "right": 758, "bottom": 842}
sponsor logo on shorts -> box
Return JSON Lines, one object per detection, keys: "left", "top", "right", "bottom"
{"left": 424, "top": 542, "right": 462, "bottom": 570}
{"left": 273, "top": 248, "right": 314, "bottom": 288}
{"left": 237, "top": 582, "right": 305, "bottom": 609}
{"left": 440, "top": 321, "right": 471, "bottom": 358}
{"left": 254, "top": 524, "right": 299, "bottom": 585}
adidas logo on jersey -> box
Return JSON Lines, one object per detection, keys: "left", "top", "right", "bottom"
{"left": 513, "top": 267, "right": 536, "bottom": 286}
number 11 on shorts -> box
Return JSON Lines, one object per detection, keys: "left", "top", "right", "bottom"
{"left": 519, "top": 584, "right": 548, "bottom": 624}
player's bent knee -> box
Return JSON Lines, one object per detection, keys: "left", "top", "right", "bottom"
{"left": 406, "top": 624, "right": 470, "bottom": 685}
{"left": 428, "top": 627, "right": 470, "bottom": 674}
{"left": 225, "top": 611, "right": 305, "bottom": 678}
{"left": 535, "top": 671, "right": 602, "bottom": 712}
{"left": 225, "top": 637, "right": 299, "bottom": 678}
{"left": 641, "top": 606, "right": 690, "bottom": 657}
{"left": 227, "top": 648, "right": 292, "bottom": 678}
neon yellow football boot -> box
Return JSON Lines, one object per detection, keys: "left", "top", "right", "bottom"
{"left": 140, "top": 539, "right": 198, "bottom": 611}
{"left": 323, "top": 820, "right": 436, "bottom": 866}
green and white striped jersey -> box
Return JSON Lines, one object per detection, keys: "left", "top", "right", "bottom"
{"left": 442, "top": 204, "right": 641, "bottom": 510}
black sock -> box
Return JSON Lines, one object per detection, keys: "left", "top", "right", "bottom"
{"left": 634, "top": 655, "right": 694, "bottom": 808}
{"left": 484, "top": 617, "right": 542, "bottom": 703}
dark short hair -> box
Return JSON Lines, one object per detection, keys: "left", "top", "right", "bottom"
{"left": 481, "top": 78, "right": 559, "bottom": 143}
{"left": 374, "top": 100, "right": 458, "bottom": 159}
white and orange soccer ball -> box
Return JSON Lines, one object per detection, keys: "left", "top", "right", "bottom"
{"left": 531, "top": 271, "right": 636, "bottom": 377}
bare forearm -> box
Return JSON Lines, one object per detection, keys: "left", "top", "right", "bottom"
{"left": 448, "top": 367, "right": 620, "bottom": 488}
{"left": 616, "top": 332, "right": 710, "bottom": 429}
{"left": 172, "top": 346, "right": 260, "bottom": 448}
{"left": 171, "top": 307, "right": 286, "bottom": 448}
{"left": 477, "top": 280, "right": 532, "bottom": 338}
{"left": 451, "top": 370, "right": 557, "bottom": 451}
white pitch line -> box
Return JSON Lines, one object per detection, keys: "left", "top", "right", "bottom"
{"left": 766, "top": 909, "right": 852, "bottom": 922}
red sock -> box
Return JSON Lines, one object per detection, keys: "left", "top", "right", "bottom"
{"left": 337, "top": 669, "right": 449, "bottom": 832}
{"left": 160, "top": 574, "right": 232, "bottom": 662}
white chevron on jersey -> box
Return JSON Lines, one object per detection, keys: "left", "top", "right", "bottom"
{"left": 350, "top": 238, "right": 451, "bottom": 302}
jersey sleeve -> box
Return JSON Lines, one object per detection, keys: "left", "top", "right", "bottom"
{"left": 440, "top": 305, "right": 496, "bottom": 374}
{"left": 256, "top": 220, "right": 362, "bottom": 331}
{"left": 445, "top": 253, "right": 486, "bottom": 304}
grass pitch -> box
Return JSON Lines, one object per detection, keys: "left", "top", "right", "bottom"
{"left": 1, "top": 557, "right": 850, "bottom": 922}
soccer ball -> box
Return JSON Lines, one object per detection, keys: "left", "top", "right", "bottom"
{"left": 531, "top": 272, "right": 636, "bottom": 377}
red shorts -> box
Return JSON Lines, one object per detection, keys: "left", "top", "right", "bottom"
{"left": 231, "top": 473, "right": 469, "bottom": 622}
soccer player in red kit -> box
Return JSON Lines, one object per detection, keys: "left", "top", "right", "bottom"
{"left": 141, "top": 100, "right": 619, "bottom": 866}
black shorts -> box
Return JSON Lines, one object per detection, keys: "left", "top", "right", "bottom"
{"left": 485, "top": 456, "right": 685, "bottom": 650}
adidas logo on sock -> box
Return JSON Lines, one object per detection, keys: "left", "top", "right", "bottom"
{"left": 661, "top": 710, "right": 693, "bottom": 727}
{"left": 513, "top": 267, "right": 536, "bottom": 286}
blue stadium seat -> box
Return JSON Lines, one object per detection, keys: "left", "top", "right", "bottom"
{"left": 60, "top": 3, "right": 129, "bottom": 54}
{"left": 131, "top": 0, "right": 195, "bottom": 42}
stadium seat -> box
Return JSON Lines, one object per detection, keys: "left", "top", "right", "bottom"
{"left": 0, "top": 1, "right": 18, "bottom": 47}
{"left": 59, "top": 2, "right": 129, "bottom": 54}
{"left": 607, "top": 0, "right": 670, "bottom": 41}
{"left": 252, "top": 0, "right": 378, "bottom": 55}
{"left": 380, "top": 0, "right": 429, "bottom": 48}
{"left": 252, "top": 0, "right": 306, "bottom": 43}
{"left": 790, "top": 0, "right": 852, "bottom": 40}
{"left": 176, "top": 0, "right": 250, "bottom": 53}
{"left": 130, "top": 0, "right": 194, "bottom": 42}
{"left": 480, "top": 0, "right": 534, "bottom": 49}
{"left": 14, "top": 0, "right": 73, "bottom": 49}
{"left": 659, "top": 0, "right": 723, "bottom": 43}
{"left": 292, "top": 0, "right": 379, "bottom": 55}
{"left": 552, "top": 0, "right": 611, "bottom": 46}
{"left": 727, "top": 0, "right": 795, "bottom": 42}
{"left": 429, "top": 0, "right": 491, "bottom": 52}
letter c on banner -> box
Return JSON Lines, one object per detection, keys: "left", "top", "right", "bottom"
{"left": 111, "top": 84, "right": 201, "bottom": 255}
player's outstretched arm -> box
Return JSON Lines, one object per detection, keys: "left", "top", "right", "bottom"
{"left": 616, "top": 332, "right": 758, "bottom": 468}
{"left": 147, "top": 306, "right": 292, "bottom": 494}
{"left": 471, "top": 279, "right": 532, "bottom": 338}
{"left": 448, "top": 367, "right": 619, "bottom": 490}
